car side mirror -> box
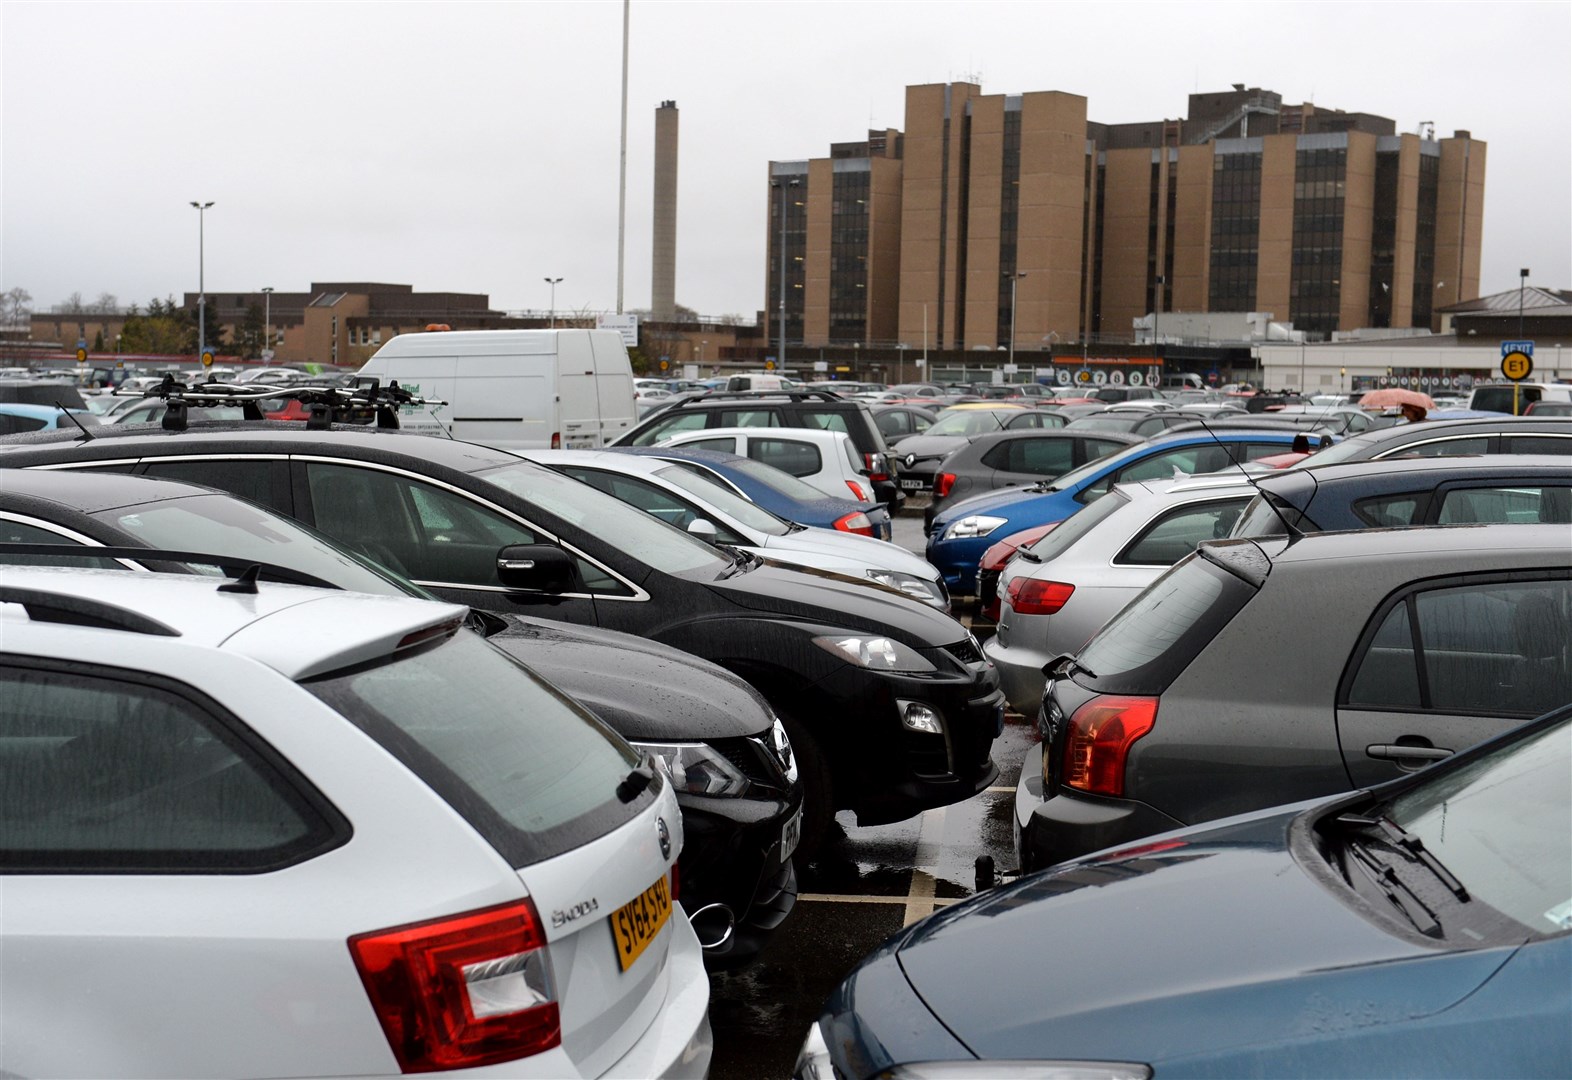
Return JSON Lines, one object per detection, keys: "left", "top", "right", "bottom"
{"left": 686, "top": 518, "right": 719, "bottom": 542}
{"left": 496, "top": 544, "right": 577, "bottom": 593}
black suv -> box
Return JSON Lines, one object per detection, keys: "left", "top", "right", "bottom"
{"left": 0, "top": 424, "right": 1003, "bottom": 858}
{"left": 613, "top": 389, "right": 904, "bottom": 512}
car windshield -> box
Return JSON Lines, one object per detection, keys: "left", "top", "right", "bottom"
{"left": 476, "top": 460, "right": 729, "bottom": 576}
{"left": 653, "top": 464, "right": 791, "bottom": 536}
{"left": 91, "top": 493, "right": 427, "bottom": 598}
{"left": 305, "top": 629, "right": 645, "bottom": 868}
{"left": 711, "top": 455, "right": 840, "bottom": 504}
{"left": 929, "top": 410, "right": 1018, "bottom": 437}
{"left": 1038, "top": 439, "right": 1158, "bottom": 491}
{"left": 1386, "top": 720, "right": 1571, "bottom": 936}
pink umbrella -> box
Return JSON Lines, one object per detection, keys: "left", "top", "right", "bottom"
{"left": 1359, "top": 387, "right": 1435, "bottom": 410}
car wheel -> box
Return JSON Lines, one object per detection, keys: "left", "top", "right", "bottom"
{"left": 778, "top": 711, "right": 834, "bottom": 862}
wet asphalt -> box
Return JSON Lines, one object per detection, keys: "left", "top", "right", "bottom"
{"left": 708, "top": 508, "right": 1038, "bottom": 1080}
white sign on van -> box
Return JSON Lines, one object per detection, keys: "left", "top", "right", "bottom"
{"left": 597, "top": 314, "right": 639, "bottom": 348}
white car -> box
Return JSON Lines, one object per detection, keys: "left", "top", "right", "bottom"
{"left": 0, "top": 566, "right": 711, "bottom": 1079}
{"left": 984, "top": 474, "right": 1256, "bottom": 713}
{"left": 655, "top": 426, "right": 879, "bottom": 505}
{"left": 527, "top": 448, "right": 949, "bottom": 609}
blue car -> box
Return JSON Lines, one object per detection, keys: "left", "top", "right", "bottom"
{"left": 611, "top": 445, "right": 895, "bottom": 541}
{"left": 797, "top": 704, "right": 1572, "bottom": 1080}
{"left": 0, "top": 402, "right": 98, "bottom": 436}
{"left": 927, "top": 429, "right": 1304, "bottom": 593}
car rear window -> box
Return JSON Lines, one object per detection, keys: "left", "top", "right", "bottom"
{"left": 1023, "top": 487, "right": 1129, "bottom": 561}
{"left": 1073, "top": 552, "right": 1260, "bottom": 695}
{"left": 305, "top": 630, "right": 648, "bottom": 868}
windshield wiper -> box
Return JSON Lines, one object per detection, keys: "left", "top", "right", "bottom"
{"left": 1336, "top": 813, "right": 1470, "bottom": 901}
{"left": 1015, "top": 548, "right": 1043, "bottom": 563}
{"left": 1342, "top": 837, "right": 1442, "bottom": 937}
{"left": 717, "top": 547, "right": 761, "bottom": 578}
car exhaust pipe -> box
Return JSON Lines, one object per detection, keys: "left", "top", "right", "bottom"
{"left": 688, "top": 903, "right": 736, "bottom": 950}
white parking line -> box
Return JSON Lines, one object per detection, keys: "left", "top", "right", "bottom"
{"left": 985, "top": 785, "right": 1015, "bottom": 794}
{"left": 902, "top": 805, "right": 948, "bottom": 926}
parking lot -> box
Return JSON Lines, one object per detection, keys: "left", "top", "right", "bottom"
{"left": 708, "top": 508, "right": 1031, "bottom": 1080}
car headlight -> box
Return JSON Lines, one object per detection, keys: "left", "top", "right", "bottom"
{"left": 866, "top": 569, "right": 944, "bottom": 605}
{"left": 944, "top": 514, "right": 1009, "bottom": 541}
{"left": 812, "top": 634, "right": 937, "bottom": 673}
{"left": 768, "top": 716, "right": 799, "bottom": 784}
{"left": 633, "top": 741, "right": 749, "bottom": 797}
{"left": 886, "top": 1062, "right": 1152, "bottom": 1079}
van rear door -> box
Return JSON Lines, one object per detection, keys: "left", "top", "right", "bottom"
{"left": 557, "top": 333, "right": 601, "bottom": 448}
{"left": 589, "top": 332, "right": 638, "bottom": 446}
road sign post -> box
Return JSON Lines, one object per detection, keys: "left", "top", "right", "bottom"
{"left": 1501, "top": 340, "right": 1535, "bottom": 414}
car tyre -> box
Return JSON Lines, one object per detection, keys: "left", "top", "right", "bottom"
{"left": 778, "top": 712, "right": 834, "bottom": 862}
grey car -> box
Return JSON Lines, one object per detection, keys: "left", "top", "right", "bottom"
{"left": 923, "top": 428, "right": 1138, "bottom": 529}
{"left": 986, "top": 474, "right": 1255, "bottom": 713}
{"left": 1232, "top": 455, "right": 1572, "bottom": 538}
{"left": 1298, "top": 415, "right": 1572, "bottom": 464}
{"left": 893, "top": 407, "right": 1068, "bottom": 495}
{"left": 1015, "top": 523, "right": 1572, "bottom": 872}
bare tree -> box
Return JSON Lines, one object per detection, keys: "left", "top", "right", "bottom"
{"left": 0, "top": 287, "right": 32, "bottom": 327}
{"left": 58, "top": 291, "right": 86, "bottom": 314}
{"left": 93, "top": 292, "right": 119, "bottom": 314}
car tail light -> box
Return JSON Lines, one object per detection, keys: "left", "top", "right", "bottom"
{"left": 981, "top": 523, "right": 1060, "bottom": 573}
{"left": 349, "top": 899, "right": 560, "bottom": 1073}
{"left": 845, "top": 479, "right": 871, "bottom": 501}
{"left": 934, "top": 472, "right": 956, "bottom": 498}
{"left": 1062, "top": 695, "right": 1157, "bottom": 797}
{"left": 1005, "top": 578, "right": 1075, "bottom": 615}
{"left": 670, "top": 864, "right": 680, "bottom": 902}
{"left": 864, "top": 451, "right": 889, "bottom": 482}
{"left": 550, "top": 432, "right": 561, "bottom": 449}
{"left": 833, "top": 511, "right": 874, "bottom": 536}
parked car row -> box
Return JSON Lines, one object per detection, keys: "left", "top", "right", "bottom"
{"left": 795, "top": 418, "right": 1572, "bottom": 1080}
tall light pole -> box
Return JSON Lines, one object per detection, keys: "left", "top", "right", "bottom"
{"left": 190, "top": 200, "right": 214, "bottom": 359}
{"left": 698, "top": 338, "right": 707, "bottom": 366}
{"left": 771, "top": 177, "right": 800, "bottom": 370}
{"left": 1007, "top": 271, "right": 1026, "bottom": 373}
{"left": 544, "top": 277, "right": 563, "bottom": 329}
{"left": 261, "top": 286, "right": 274, "bottom": 361}
{"left": 1519, "top": 268, "right": 1530, "bottom": 338}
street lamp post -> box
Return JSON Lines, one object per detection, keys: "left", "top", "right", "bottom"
{"left": 544, "top": 277, "right": 563, "bottom": 329}
{"left": 1519, "top": 268, "right": 1530, "bottom": 338}
{"left": 1007, "top": 271, "right": 1026, "bottom": 371}
{"left": 698, "top": 339, "right": 707, "bottom": 366}
{"left": 771, "top": 178, "right": 800, "bottom": 370}
{"left": 261, "top": 286, "right": 274, "bottom": 361}
{"left": 189, "top": 200, "right": 214, "bottom": 359}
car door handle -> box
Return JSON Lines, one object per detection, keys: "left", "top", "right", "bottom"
{"left": 1366, "top": 743, "right": 1453, "bottom": 762}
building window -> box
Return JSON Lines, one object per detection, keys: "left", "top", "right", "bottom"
{"left": 1208, "top": 152, "right": 1262, "bottom": 313}
{"left": 1289, "top": 146, "right": 1347, "bottom": 337}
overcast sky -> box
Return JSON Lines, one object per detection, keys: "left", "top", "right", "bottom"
{"left": 3, "top": 0, "right": 1568, "bottom": 321}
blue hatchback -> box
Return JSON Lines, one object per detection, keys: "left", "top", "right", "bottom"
{"left": 610, "top": 445, "right": 895, "bottom": 540}
{"left": 797, "top": 705, "right": 1572, "bottom": 1080}
{"left": 927, "top": 429, "right": 1304, "bottom": 593}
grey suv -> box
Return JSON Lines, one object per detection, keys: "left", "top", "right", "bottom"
{"left": 1015, "top": 524, "right": 1571, "bottom": 871}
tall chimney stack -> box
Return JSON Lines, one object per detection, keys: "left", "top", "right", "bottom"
{"left": 652, "top": 100, "right": 679, "bottom": 321}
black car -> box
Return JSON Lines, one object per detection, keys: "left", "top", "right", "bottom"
{"left": 891, "top": 406, "right": 1068, "bottom": 500}
{"left": 1300, "top": 414, "right": 1572, "bottom": 463}
{"left": 612, "top": 389, "right": 904, "bottom": 512}
{"left": 1232, "top": 454, "right": 1572, "bottom": 536}
{"left": 0, "top": 425, "right": 1003, "bottom": 858}
{"left": 0, "top": 467, "right": 800, "bottom": 967}
{"left": 0, "top": 378, "right": 88, "bottom": 410}
{"left": 924, "top": 429, "right": 1139, "bottom": 529}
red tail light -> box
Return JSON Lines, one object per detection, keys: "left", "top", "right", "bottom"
{"left": 845, "top": 479, "right": 871, "bottom": 501}
{"left": 1063, "top": 695, "right": 1157, "bottom": 797}
{"left": 934, "top": 472, "right": 956, "bottom": 498}
{"left": 349, "top": 899, "right": 560, "bottom": 1072}
{"left": 983, "top": 597, "right": 1001, "bottom": 622}
{"left": 1005, "top": 578, "right": 1075, "bottom": 615}
{"left": 833, "top": 511, "right": 874, "bottom": 536}
{"left": 864, "top": 451, "right": 889, "bottom": 483}
{"left": 550, "top": 432, "right": 561, "bottom": 449}
{"left": 670, "top": 864, "right": 680, "bottom": 902}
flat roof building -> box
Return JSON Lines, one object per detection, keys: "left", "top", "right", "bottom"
{"left": 767, "top": 82, "right": 1485, "bottom": 357}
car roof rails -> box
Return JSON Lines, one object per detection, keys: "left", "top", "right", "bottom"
{"left": 0, "top": 542, "right": 346, "bottom": 591}
{"left": 110, "top": 373, "right": 448, "bottom": 432}
{"left": 670, "top": 389, "right": 846, "bottom": 405}
{"left": 0, "top": 583, "right": 180, "bottom": 636}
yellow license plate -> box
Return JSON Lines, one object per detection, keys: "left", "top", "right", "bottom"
{"left": 611, "top": 873, "right": 673, "bottom": 972}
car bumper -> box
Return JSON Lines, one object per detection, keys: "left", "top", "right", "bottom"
{"left": 865, "top": 503, "right": 894, "bottom": 542}
{"left": 604, "top": 906, "right": 714, "bottom": 1079}
{"left": 983, "top": 632, "right": 1052, "bottom": 716}
{"left": 1013, "top": 744, "right": 1185, "bottom": 872}
{"left": 924, "top": 534, "right": 990, "bottom": 596}
{"left": 676, "top": 786, "right": 802, "bottom": 970}
{"left": 815, "top": 662, "right": 1005, "bottom": 826}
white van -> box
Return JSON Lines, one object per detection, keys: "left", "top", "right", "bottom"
{"left": 358, "top": 329, "right": 637, "bottom": 449}
{"left": 724, "top": 372, "right": 798, "bottom": 392}
{"left": 1468, "top": 382, "right": 1572, "bottom": 416}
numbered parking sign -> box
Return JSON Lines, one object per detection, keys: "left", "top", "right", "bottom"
{"left": 1128, "top": 371, "right": 1144, "bottom": 386}
{"left": 1110, "top": 370, "right": 1126, "bottom": 385}
{"left": 1092, "top": 370, "right": 1107, "bottom": 385}
{"left": 1055, "top": 369, "right": 1071, "bottom": 385}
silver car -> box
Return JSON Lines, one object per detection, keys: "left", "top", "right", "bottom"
{"left": 985, "top": 475, "right": 1255, "bottom": 713}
